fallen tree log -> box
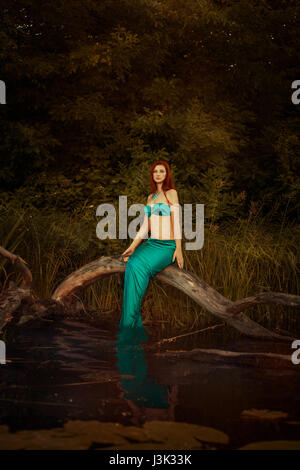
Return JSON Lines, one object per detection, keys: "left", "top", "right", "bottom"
{"left": 0, "top": 247, "right": 67, "bottom": 330}
{"left": 51, "top": 255, "right": 300, "bottom": 341}
{"left": 0, "top": 247, "right": 34, "bottom": 330}
{"left": 0, "top": 246, "right": 32, "bottom": 289}
{"left": 154, "top": 348, "right": 295, "bottom": 370}
{"left": 0, "top": 285, "right": 33, "bottom": 330}
{"left": 1, "top": 249, "right": 300, "bottom": 342}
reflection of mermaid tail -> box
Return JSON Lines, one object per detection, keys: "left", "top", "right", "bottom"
{"left": 119, "top": 238, "right": 176, "bottom": 329}
{"left": 116, "top": 327, "right": 169, "bottom": 409}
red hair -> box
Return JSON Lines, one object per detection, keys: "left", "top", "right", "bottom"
{"left": 149, "top": 160, "right": 175, "bottom": 194}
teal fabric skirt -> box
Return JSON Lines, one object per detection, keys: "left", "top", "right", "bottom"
{"left": 119, "top": 238, "right": 176, "bottom": 329}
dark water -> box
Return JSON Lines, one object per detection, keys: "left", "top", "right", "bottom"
{"left": 0, "top": 319, "right": 300, "bottom": 449}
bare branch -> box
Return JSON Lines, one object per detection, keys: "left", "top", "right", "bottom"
{"left": 0, "top": 246, "right": 32, "bottom": 288}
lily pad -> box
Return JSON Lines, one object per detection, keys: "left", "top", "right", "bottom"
{"left": 239, "top": 441, "right": 300, "bottom": 450}
{"left": 0, "top": 419, "right": 230, "bottom": 450}
{"left": 0, "top": 425, "right": 9, "bottom": 434}
{"left": 0, "top": 421, "right": 127, "bottom": 450}
{"left": 241, "top": 409, "right": 288, "bottom": 421}
{"left": 143, "top": 421, "right": 229, "bottom": 447}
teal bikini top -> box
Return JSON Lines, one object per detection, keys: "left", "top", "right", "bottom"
{"left": 144, "top": 202, "right": 171, "bottom": 217}
{"left": 144, "top": 191, "right": 172, "bottom": 217}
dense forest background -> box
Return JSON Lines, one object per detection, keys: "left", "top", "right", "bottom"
{"left": 0, "top": 0, "right": 299, "bottom": 329}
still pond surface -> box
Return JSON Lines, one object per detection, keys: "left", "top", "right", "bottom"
{"left": 0, "top": 319, "right": 299, "bottom": 450}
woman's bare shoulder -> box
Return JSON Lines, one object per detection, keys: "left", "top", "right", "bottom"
{"left": 147, "top": 193, "right": 153, "bottom": 202}
{"left": 166, "top": 189, "right": 178, "bottom": 203}
{"left": 166, "top": 189, "right": 177, "bottom": 195}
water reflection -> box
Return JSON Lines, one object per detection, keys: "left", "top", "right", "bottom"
{"left": 115, "top": 326, "right": 169, "bottom": 409}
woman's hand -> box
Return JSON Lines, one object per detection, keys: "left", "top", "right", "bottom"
{"left": 121, "top": 245, "right": 135, "bottom": 262}
{"left": 172, "top": 248, "right": 184, "bottom": 269}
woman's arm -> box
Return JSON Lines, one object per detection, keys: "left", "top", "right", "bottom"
{"left": 125, "top": 195, "right": 151, "bottom": 252}
{"left": 167, "top": 190, "right": 182, "bottom": 248}
{"left": 167, "top": 189, "right": 184, "bottom": 268}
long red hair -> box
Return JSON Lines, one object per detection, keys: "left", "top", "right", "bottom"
{"left": 149, "top": 160, "right": 175, "bottom": 194}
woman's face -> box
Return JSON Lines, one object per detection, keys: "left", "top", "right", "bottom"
{"left": 153, "top": 165, "right": 167, "bottom": 184}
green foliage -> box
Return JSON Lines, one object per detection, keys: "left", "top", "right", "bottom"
{"left": 274, "top": 121, "right": 300, "bottom": 211}
{"left": 197, "top": 159, "right": 247, "bottom": 223}
{"left": 0, "top": 0, "right": 299, "bottom": 221}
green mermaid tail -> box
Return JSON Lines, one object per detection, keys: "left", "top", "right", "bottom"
{"left": 119, "top": 238, "right": 176, "bottom": 329}
{"left": 116, "top": 326, "right": 169, "bottom": 408}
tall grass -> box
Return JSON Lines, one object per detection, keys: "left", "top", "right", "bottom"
{"left": 0, "top": 199, "right": 299, "bottom": 337}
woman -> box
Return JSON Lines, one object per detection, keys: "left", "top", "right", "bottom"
{"left": 119, "top": 160, "right": 183, "bottom": 330}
